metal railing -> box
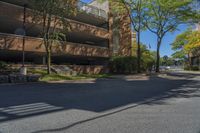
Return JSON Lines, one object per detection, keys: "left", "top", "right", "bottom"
{"left": 77, "top": 1, "right": 108, "bottom": 20}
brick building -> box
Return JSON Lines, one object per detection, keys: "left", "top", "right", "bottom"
{"left": 0, "top": 0, "right": 132, "bottom": 73}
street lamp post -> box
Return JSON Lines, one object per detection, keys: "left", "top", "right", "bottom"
{"left": 22, "top": 4, "right": 26, "bottom": 67}
{"left": 20, "top": 4, "right": 27, "bottom": 75}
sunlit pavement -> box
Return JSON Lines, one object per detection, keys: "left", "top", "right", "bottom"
{"left": 0, "top": 72, "right": 200, "bottom": 133}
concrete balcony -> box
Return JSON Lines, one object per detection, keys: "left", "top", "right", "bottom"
{"left": 0, "top": 0, "right": 108, "bottom": 28}
{"left": 0, "top": 1, "right": 109, "bottom": 40}
{"left": 0, "top": 33, "right": 110, "bottom": 58}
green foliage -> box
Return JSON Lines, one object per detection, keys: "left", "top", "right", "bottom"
{"left": 160, "top": 56, "right": 174, "bottom": 66}
{"left": 31, "top": 0, "right": 76, "bottom": 74}
{"left": 171, "top": 28, "right": 200, "bottom": 54}
{"left": 109, "top": 56, "right": 138, "bottom": 74}
{"left": 0, "top": 61, "right": 8, "bottom": 70}
{"left": 109, "top": 47, "right": 156, "bottom": 73}
{"left": 144, "top": 0, "right": 196, "bottom": 72}
{"left": 99, "top": 0, "right": 147, "bottom": 72}
{"left": 184, "top": 31, "right": 200, "bottom": 52}
{"left": 79, "top": 74, "right": 111, "bottom": 79}
{"left": 28, "top": 68, "right": 111, "bottom": 82}
{"left": 40, "top": 74, "right": 112, "bottom": 82}
{"left": 184, "top": 65, "right": 199, "bottom": 71}
{"left": 184, "top": 65, "right": 190, "bottom": 71}
{"left": 171, "top": 29, "right": 191, "bottom": 51}
{"left": 40, "top": 74, "right": 73, "bottom": 81}
{"left": 191, "top": 66, "right": 199, "bottom": 71}
{"left": 28, "top": 68, "right": 47, "bottom": 76}
{"left": 132, "top": 43, "right": 156, "bottom": 71}
{"left": 112, "top": 0, "right": 147, "bottom": 32}
{"left": 140, "top": 46, "right": 156, "bottom": 71}
{"left": 171, "top": 29, "right": 190, "bottom": 63}
{"left": 172, "top": 29, "right": 200, "bottom": 68}
{"left": 171, "top": 51, "right": 187, "bottom": 60}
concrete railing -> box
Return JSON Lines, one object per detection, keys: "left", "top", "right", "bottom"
{"left": 0, "top": 33, "right": 110, "bottom": 58}
{"left": 0, "top": 1, "right": 109, "bottom": 39}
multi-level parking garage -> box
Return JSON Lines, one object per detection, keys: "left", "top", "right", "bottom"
{"left": 0, "top": 0, "right": 132, "bottom": 69}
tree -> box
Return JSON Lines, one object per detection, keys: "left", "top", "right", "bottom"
{"left": 31, "top": 0, "right": 76, "bottom": 74}
{"left": 171, "top": 51, "right": 187, "bottom": 61}
{"left": 121, "top": 0, "right": 147, "bottom": 73}
{"left": 184, "top": 31, "right": 200, "bottom": 52}
{"left": 160, "top": 56, "right": 174, "bottom": 66}
{"left": 162, "top": 55, "right": 169, "bottom": 65}
{"left": 171, "top": 28, "right": 190, "bottom": 61}
{"left": 172, "top": 29, "right": 200, "bottom": 67}
{"left": 144, "top": 0, "right": 198, "bottom": 72}
{"left": 140, "top": 45, "right": 156, "bottom": 71}
{"left": 100, "top": 0, "right": 147, "bottom": 73}
{"left": 132, "top": 42, "right": 156, "bottom": 71}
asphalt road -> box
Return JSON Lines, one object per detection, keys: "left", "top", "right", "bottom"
{"left": 0, "top": 72, "right": 200, "bottom": 133}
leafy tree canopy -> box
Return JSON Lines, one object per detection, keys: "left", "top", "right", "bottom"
{"left": 172, "top": 29, "right": 200, "bottom": 53}
{"left": 184, "top": 31, "right": 200, "bottom": 52}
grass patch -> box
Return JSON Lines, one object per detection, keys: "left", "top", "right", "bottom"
{"left": 28, "top": 68, "right": 111, "bottom": 82}
{"left": 40, "top": 74, "right": 111, "bottom": 82}
{"left": 28, "top": 69, "right": 47, "bottom": 76}
{"left": 79, "top": 74, "right": 111, "bottom": 78}
{"left": 40, "top": 74, "right": 73, "bottom": 82}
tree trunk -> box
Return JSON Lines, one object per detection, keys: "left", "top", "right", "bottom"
{"left": 46, "top": 15, "right": 52, "bottom": 75}
{"left": 156, "top": 39, "right": 162, "bottom": 73}
{"left": 137, "top": 31, "right": 141, "bottom": 73}
{"left": 45, "top": 40, "right": 51, "bottom": 75}
{"left": 47, "top": 49, "right": 51, "bottom": 74}
{"left": 188, "top": 53, "right": 192, "bottom": 70}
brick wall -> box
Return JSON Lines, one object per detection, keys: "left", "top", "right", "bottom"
{"left": 108, "top": 1, "right": 132, "bottom": 57}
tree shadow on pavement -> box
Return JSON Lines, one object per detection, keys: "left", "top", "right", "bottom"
{"left": 0, "top": 74, "right": 199, "bottom": 132}
{"left": 167, "top": 71, "right": 200, "bottom": 78}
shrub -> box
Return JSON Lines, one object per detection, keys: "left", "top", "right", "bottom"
{"left": 141, "top": 57, "right": 155, "bottom": 72}
{"left": 109, "top": 56, "right": 137, "bottom": 74}
{"left": 0, "top": 61, "right": 8, "bottom": 70}
{"left": 184, "top": 65, "right": 190, "bottom": 70}
{"left": 184, "top": 65, "right": 199, "bottom": 71}
{"left": 191, "top": 66, "right": 199, "bottom": 71}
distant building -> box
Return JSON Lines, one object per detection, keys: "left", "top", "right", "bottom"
{"left": 191, "top": 22, "right": 200, "bottom": 69}
{"left": 195, "top": 23, "right": 200, "bottom": 31}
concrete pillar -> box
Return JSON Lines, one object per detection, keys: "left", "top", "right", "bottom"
{"left": 42, "top": 56, "right": 46, "bottom": 65}
{"left": 199, "top": 56, "right": 200, "bottom": 69}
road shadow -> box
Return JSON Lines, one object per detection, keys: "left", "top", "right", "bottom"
{"left": 167, "top": 71, "right": 200, "bottom": 78}
{"left": 0, "top": 74, "right": 199, "bottom": 132}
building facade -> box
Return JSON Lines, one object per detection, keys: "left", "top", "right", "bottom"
{"left": 0, "top": 0, "right": 132, "bottom": 73}
{"left": 191, "top": 48, "right": 200, "bottom": 69}
{"left": 191, "top": 23, "right": 200, "bottom": 69}
{"left": 195, "top": 23, "right": 200, "bottom": 31}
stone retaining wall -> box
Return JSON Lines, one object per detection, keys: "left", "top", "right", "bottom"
{"left": 10, "top": 64, "right": 108, "bottom": 74}
{"left": 0, "top": 75, "right": 40, "bottom": 84}
{"left": 69, "top": 65, "right": 108, "bottom": 74}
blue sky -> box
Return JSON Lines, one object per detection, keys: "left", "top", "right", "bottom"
{"left": 82, "top": 0, "right": 188, "bottom": 57}
{"left": 141, "top": 24, "right": 188, "bottom": 57}
{"left": 82, "top": 0, "right": 91, "bottom": 3}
